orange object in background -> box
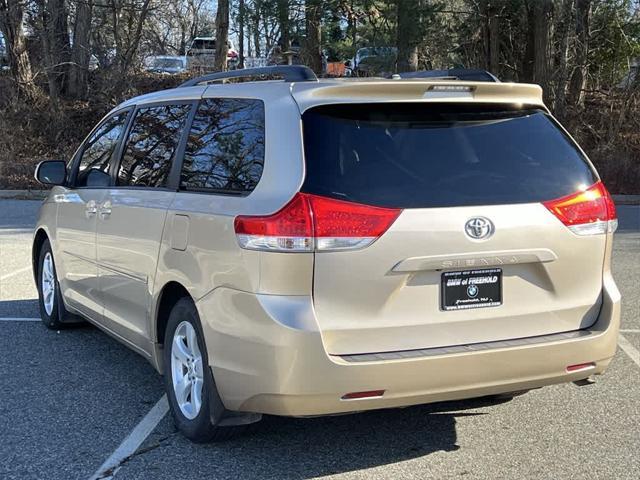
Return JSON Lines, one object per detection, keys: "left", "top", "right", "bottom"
{"left": 326, "top": 62, "right": 346, "bottom": 76}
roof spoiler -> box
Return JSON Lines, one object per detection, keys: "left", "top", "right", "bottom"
{"left": 392, "top": 69, "right": 500, "bottom": 82}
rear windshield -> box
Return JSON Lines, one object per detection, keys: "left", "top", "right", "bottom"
{"left": 301, "top": 104, "right": 597, "bottom": 208}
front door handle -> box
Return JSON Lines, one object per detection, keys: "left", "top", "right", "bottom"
{"left": 85, "top": 200, "right": 97, "bottom": 217}
{"left": 99, "top": 201, "right": 112, "bottom": 219}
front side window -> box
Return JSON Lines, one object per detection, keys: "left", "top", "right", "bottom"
{"left": 180, "top": 98, "right": 265, "bottom": 193}
{"left": 117, "top": 104, "right": 191, "bottom": 188}
{"left": 76, "top": 111, "right": 129, "bottom": 187}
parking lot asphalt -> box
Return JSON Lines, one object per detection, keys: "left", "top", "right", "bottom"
{"left": 0, "top": 199, "right": 638, "bottom": 480}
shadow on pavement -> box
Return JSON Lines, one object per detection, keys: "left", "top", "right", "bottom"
{"left": 144, "top": 397, "right": 511, "bottom": 480}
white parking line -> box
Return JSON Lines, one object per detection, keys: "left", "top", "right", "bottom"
{"left": 0, "top": 317, "right": 40, "bottom": 322}
{"left": 89, "top": 395, "right": 169, "bottom": 480}
{"left": 620, "top": 329, "right": 640, "bottom": 333}
{"left": 618, "top": 334, "right": 640, "bottom": 368}
{"left": 0, "top": 265, "right": 32, "bottom": 281}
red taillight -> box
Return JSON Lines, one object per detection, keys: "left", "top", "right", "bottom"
{"left": 234, "top": 193, "right": 401, "bottom": 252}
{"left": 341, "top": 390, "right": 385, "bottom": 400}
{"left": 227, "top": 51, "right": 238, "bottom": 59}
{"left": 543, "top": 181, "right": 617, "bottom": 235}
{"left": 566, "top": 362, "right": 595, "bottom": 372}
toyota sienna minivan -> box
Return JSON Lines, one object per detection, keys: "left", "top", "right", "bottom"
{"left": 33, "top": 66, "right": 621, "bottom": 442}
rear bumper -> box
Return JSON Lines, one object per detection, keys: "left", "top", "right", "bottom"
{"left": 197, "top": 274, "right": 620, "bottom": 417}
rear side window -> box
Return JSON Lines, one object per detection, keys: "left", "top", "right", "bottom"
{"left": 302, "top": 104, "right": 597, "bottom": 208}
{"left": 76, "top": 111, "right": 128, "bottom": 187}
{"left": 180, "top": 98, "right": 265, "bottom": 194}
{"left": 117, "top": 104, "right": 191, "bottom": 188}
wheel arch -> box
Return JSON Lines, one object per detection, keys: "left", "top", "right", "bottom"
{"left": 153, "top": 280, "right": 192, "bottom": 372}
{"left": 32, "top": 228, "right": 50, "bottom": 284}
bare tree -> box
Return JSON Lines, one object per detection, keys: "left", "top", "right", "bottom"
{"left": 0, "top": 0, "right": 38, "bottom": 99}
{"left": 110, "top": 0, "right": 153, "bottom": 76}
{"left": 214, "top": 0, "right": 229, "bottom": 71}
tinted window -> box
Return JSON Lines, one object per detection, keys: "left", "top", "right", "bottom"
{"left": 76, "top": 112, "right": 128, "bottom": 187}
{"left": 118, "top": 104, "right": 191, "bottom": 188}
{"left": 302, "top": 104, "right": 596, "bottom": 208}
{"left": 181, "top": 98, "right": 265, "bottom": 193}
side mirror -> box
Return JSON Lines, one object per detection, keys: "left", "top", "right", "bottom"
{"left": 35, "top": 160, "right": 67, "bottom": 186}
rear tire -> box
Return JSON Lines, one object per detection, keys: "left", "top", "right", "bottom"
{"left": 163, "top": 297, "right": 248, "bottom": 442}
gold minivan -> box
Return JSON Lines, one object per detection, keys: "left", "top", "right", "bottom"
{"left": 33, "top": 66, "right": 621, "bottom": 442}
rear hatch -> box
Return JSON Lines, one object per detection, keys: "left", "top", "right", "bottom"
{"left": 301, "top": 103, "right": 614, "bottom": 355}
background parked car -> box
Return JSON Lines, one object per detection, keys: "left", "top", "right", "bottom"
{"left": 352, "top": 47, "right": 397, "bottom": 77}
{"left": 145, "top": 56, "right": 188, "bottom": 75}
{"left": 186, "top": 37, "right": 238, "bottom": 71}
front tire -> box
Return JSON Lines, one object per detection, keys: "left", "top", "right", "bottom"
{"left": 163, "top": 297, "right": 247, "bottom": 442}
{"left": 37, "top": 240, "right": 65, "bottom": 329}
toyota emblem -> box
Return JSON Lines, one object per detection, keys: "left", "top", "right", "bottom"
{"left": 465, "top": 217, "right": 494, "bottom": 240}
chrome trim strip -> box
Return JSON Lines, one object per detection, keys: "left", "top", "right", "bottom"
{"left": 391, "top": 248, "right": 558, "bottom": 272}
{"left": 62, "top": 250, "right": 95, "bottom": 264}
{"left": 98, "top": 262, "right": 148, "bottom": 284}
{"left": 62, "top": 250, "right": 148, "bottom": 284}
{"left": 336, "top": 330, "right": 592, "bottom": 363}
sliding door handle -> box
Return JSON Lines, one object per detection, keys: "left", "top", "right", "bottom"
{"left": 85, "top": 200, "right": 97, "bottom": 217}
{"left": 99, "top": 201, "right": 112, "bottom": 218}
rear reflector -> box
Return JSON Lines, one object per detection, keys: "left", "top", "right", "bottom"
{"left": 566, "top": 362, "right": 596, "bottom": 372}
{"left": 234, "top": 193, "right": 401, "bottom": 252}
{"left": 543, "top": 181, "right": 617, "bottom": 235}
{"left": 341, "top": 390, "right": 385, "bottom": 400}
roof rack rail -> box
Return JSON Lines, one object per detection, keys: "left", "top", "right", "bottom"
{"left": 180, "top": 65, "right": 318, "bottom": 87}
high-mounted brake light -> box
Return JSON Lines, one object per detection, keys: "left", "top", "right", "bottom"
{"left": 543, "top": 181, "right": 617, "bottom": 236}
{"left": 234, "top": 193, "right": 401, "bottom": 252}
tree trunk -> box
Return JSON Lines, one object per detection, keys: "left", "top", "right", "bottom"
{"left": 41, "top": 0, "right": 72, "bottom": 99}
{"left": 483, "top": 2, "right": 499, "bottom": 74}
{"left": 68, "top": 0, "right": 93, "bottom": 99}
{"left": 0, "top": 0, "right": 39, "bottom": 99}
{"left": 277, "top": 0, "right": 289, "bottom": 51}
{"left": 396, "top": 0, "right": 421, "bottom": 73}
{"left": 252, "top": 0, "right": 261, "bottom": 58}
{"left": 214, "top": 0, "right": 229, "bottom": 71}
{"left": 238, "top": 0, "right": 245, "bottom": 68}
{"left": 304, "top": 0, "right": 322, "bottom": 74}
{"left": 523, "top": 0, "right": 552, "bottom": 96}
{"left": 553, "top": 0, "right": 573, "bottom": 120}
{"left": 522, "top": 3, "right": 535, "bottom": 82}
{"left": 568, "top": 0, "right": 591, "bottom": 106}
{"left": 534, "top": 1, "right": 552, "bottom": 87}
